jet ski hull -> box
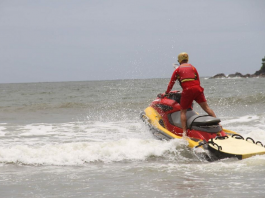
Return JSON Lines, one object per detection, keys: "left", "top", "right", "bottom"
{"left": 141, "top": 91, "right": 265, "bottom": 160}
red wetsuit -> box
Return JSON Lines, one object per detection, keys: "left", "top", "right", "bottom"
{"left": 165, "top": 63, "right": 206, "bottom": 109}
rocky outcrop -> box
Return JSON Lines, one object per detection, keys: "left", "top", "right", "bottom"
{"left": 210, "top": 56, "right": 265, "bottom": 79}
{"left": 228, "top": 72, "right": 244, "bottom": 78}
{"left": 210, "top": 73, "right": 226, "bottom": 78}
{"left": 254, "top": 64, "right": 265, "bottom": 76}
{"left": 210, "top": 72, "right": 265, "bottom": 79}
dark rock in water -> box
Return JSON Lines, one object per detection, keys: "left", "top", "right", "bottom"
{"left": 228, "top": 72, "right": 244, "bottom": 78}
{"left": 210, "top": 56, "right": 265, "bottom": 79}
{"left": 210, "top": 71, "right": 265, "bottom": 79}
{"left": 242, "top": 74, "right": 251, "bottom": 78}
{"left": 210, "top": 73, "right": 226, "bottom": 79}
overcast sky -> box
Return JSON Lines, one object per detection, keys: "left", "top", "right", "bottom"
{"left": 1, "top": 0, "right": 265, "bottom": 83}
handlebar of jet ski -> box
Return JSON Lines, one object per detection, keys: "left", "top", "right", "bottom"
{"left": 157, "top": 93, "right": 164, "bottom": 98}
{"left": 158, "top": 91, "right": 180, "bottom": 98}
{"left": 157, "top": 93, "right": 171, "bottom": 98}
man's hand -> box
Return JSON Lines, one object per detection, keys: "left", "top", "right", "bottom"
{"left": 164, "top": 92, "right": 169, "bottom": 97}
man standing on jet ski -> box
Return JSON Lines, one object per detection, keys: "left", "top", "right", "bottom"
{"left": 165, "top": 52, "right": 217, "bottom": 135}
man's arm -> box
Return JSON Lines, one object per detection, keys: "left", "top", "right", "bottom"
{"left": 165, "top": 69, "right": 178, "bottom": 94}
{"left": 193, "top": 66, "right": 200, "bottom": 84}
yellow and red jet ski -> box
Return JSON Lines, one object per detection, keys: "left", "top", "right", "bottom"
{"left": 141, "top": 91, "right": 265, "bottom": 161}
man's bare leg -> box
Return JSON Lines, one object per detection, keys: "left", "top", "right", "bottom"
{"left": 199, "top": 102, "right": 222, "bottom": 127}
{"left": 199, "top": 102, "right": 216, "bottom": 117}
{"left": 181, "top": 109, "right": 188, "bottom": 136}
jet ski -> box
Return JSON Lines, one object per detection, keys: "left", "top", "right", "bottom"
{"left": 140, "top": 91, "right": 265, "bottom": 161}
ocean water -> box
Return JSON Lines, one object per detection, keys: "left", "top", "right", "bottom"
{"left": 0, "top": 78, "right": 265, "bottom": 198}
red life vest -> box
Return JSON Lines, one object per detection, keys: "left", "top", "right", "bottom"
{"left": 177, "top": 64, "right": 197, "bottom": 83}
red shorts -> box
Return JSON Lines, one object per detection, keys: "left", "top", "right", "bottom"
{"left": 180, "top": 86, "right": 207, "bottom": 109}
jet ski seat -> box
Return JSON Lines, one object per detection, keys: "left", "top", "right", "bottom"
{"left": 169, "top": 110, "right": 222, "bottom": 133}
{"left": 187, "top": 115, "right": 222, "bottom": 133}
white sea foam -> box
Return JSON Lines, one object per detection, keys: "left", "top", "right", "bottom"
{"left": 0, "top": 112, "right": 264, "bottom": 166}
{"left": 0, "top": 139, "right": 185, "bottom": 165}
{"left": 0, "top": 120, "right": 153, "bottom": 144}
{"left": 20, "top": 124, "right": 54, "bottom": 136}
{"left": 222, "top": 115, "right": 260, "bottom": 124}
{"left": 222, "top": 114, "right": 265, "bottom": 141}
{"left": 0, "top": 126, "right": 6, "bottom": 136}
{"left": 0, "top": 119, "right": 189, "bottom": 165}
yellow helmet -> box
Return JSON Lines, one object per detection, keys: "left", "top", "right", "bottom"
{"left": 178, "top": 52, "right": 189, "bottom": 63}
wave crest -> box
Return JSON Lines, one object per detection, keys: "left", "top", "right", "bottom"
{"left": 0, "top": 139, "right": 188, "bottom": 166}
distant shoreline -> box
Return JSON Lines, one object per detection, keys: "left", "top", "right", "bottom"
{"left": 210, "top": 69, "right": 265, "bottom": 79}
{"left": 211, "top": 56, "right": 265, "bottom": 79}
{"left": 210, "top": 72, "right": 265, "bottom": 79}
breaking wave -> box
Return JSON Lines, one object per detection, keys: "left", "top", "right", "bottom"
{"left": 0, "top": 139, "right": 191, "bottom": 166}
